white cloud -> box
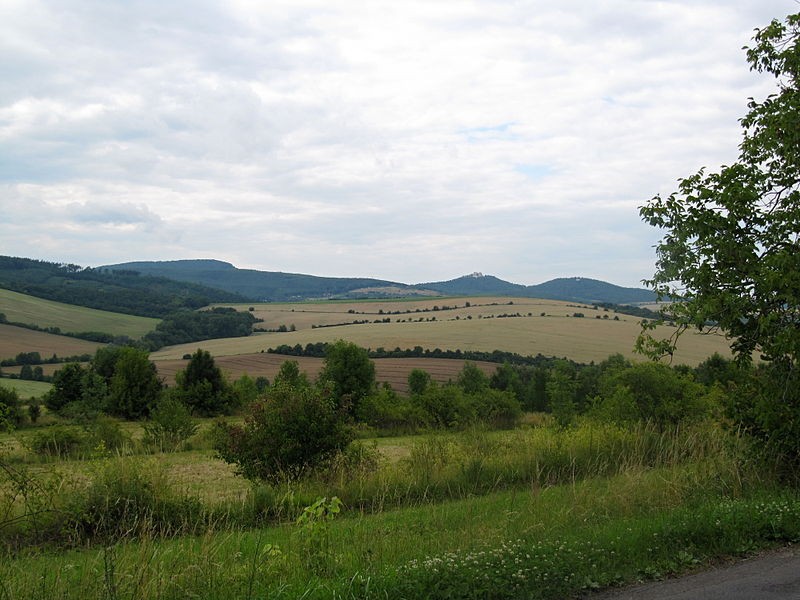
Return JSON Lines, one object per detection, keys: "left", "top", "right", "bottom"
{"left": 0, "top": 0, "right": 795, "bottom": 288}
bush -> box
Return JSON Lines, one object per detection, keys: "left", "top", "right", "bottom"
{"left": 143, "top": 394, "right": 198, "bottom": 452}
{"left": 26, "top": 427, "right": 90, "bottom": 459}
{"left": 84, "top": 416, "right": 132, "bottom": 454}
{"left": 469, "top": 388, "right": 522, "bottom": 429}
{"left": 213, "top": 383, "right": 354, "bottom": 484}
{"left": 0, "top": 386, "right": 23, "bottom": 431}
{"left": 67, "top": 459, "right": 204, "bottom": 543}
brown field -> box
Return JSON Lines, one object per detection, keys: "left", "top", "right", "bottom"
{"left": 0, "top": 324, "right": 105, "bottom": 361}
{"left": 153, "top": 296, "right": 732, "bottom": 367}
{"left": 2, "top": 362, "right": 73, "bottom": 377}
{"left": 153, "top": 354, "right": 497, "bottom": 393}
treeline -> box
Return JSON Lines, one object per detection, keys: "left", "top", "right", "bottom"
{"left": 142, "top": 308, "right": 259, "bottom": 349}
{"left": 268, "top": 342, "right": 574, "bottom": 367}
{"left": 0, "top": 256, "right": 246, "bottom": 318}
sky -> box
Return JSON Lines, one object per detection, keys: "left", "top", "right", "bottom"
{"left": 0, "top": 1, "right": 796, "bottom": 288}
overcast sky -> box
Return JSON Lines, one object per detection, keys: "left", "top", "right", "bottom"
{"left": 1, "top": 1, "right": 795, "bottom": 288}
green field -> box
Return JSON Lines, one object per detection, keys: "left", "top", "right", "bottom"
{"left": 0, "top": 378, "right": 52, "bottom": 400}
{"left": 155, "top": 296, "right": 732, "bottom": 366}
{"left": 0, "top": 288, "right": 159, "bottom": 338}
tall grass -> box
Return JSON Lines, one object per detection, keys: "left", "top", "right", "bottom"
{"left": 0, "top": 465, "right": 795, "bottom": 599}
{"left": 1, "top": 421, "right": 764, "bottom": 551}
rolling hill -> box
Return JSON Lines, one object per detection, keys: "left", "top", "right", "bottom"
{"left": 0, "top": 256, "right": 247, "bottom": 317}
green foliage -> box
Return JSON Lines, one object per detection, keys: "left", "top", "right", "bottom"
{"left": 0, "top": 386, "right": 23, "bottom": 431}
{"left": 84, "top": 416, "right": 132, "bottom": 455}
{"left": 318, "top": 340, "right": 376, "bottom": 415}
{"left": 142, "top": 395, "right": 198, "bottom": 452}
{"left": 547, "top": 363, "right": 577, "bottom": 428}
{"left": 470, "top": 388, "right": 522, "bottom": 429}
{"left": 412, "top": 383, "right": 476, "bottom": 429}
{"left": 213, "top": 383, "right": 354, "bottom": 484}
{"left": 638, "top": 12, "right": 800, "bottom": 460}
{"left": 176, "top": 349, "right": 236, "bottom": 417}
{"left": 407, "top": 368, "right": 431, "bottom": 395}
{"left": 273, "top": 360, "right": 310, "bottom": 389}
{"left": 107, "top": 347, "right": 162, "bottom": 420}
{"left": 456, "top": 362, "right": 490, "bottom": 394}
{"left": 231, "top": 374, "right": 260, "bottom": 405}
{"left": 25, "top": 426, "right": 90, "bottom": 458}
{"left": 294, "top": 496, "right": 342, "bottom": 576}
{"left": 44, "top": 362, "right": 87, "bottom": 413}
{"left": 144, "top": 307, "right": 256, "bottom": 349}
{"left": 594, "top": 362, "right": 709, "bottom": 429}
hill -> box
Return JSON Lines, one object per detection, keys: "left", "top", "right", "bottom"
{"left": 526, "top": 277, "right": 655, "bottom": 304}
{"left": 0, "top": 288, "right": 159, "bottom": 339}
{"left": 105, "top": 260, "right": 656, "bottom": 304}
{"left": 102, "top": 259, "right": 426, "bottom": 302}
{"left": 0, "top": 256, "right": 247, "bottom": 318}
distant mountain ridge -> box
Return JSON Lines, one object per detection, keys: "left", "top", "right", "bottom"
{"left": 103, "top": 260, "right": 655, "bottom": 305}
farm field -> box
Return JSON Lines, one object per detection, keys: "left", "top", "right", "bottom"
{"left": 154, "top": 354, "right": 497, "bottom": 392}
{"left": 153, "top": 296, "right": 732, "bottom": 366}
{"left": 0, "top": 323, "right": 105, "bottom": 361}
{"left": 0, "top": 289, "right": 159, "bottom": 339}
{"left": 0, "top": 378, "right": 52, "bottom": 399}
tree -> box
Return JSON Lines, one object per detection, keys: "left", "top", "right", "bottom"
{"left": 546, "top": 363, "right": 577, "bottom": 428}
{"left": 407, "top": 368, "right": 431, "bottom": 396}
{"left": 456, "top": 362, "right": 489, "bottom": 394}
{"left": 45, "top": 363, "right": 87, "bottom": 413}
{"left": 318, "top": 340, "right": 375, "bottom": 415}
{"left": 639, "top": 12, "right": 800, "bottom": 367}
{"left": 176, "top": 349, "right": 236, "bottom": 416}
{"left": 638, "top": 12, "right": 800, "bottom": 463}
{"left": 107, "top": 347, "right": 162, "bottom": 419}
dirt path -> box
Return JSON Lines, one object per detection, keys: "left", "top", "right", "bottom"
{"left": 582, "top": 546, "right": 800, "bottom": 600}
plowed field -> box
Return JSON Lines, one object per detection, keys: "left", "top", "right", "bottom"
{"left": 153, "top": 354, "right": 496, "bottom": 393}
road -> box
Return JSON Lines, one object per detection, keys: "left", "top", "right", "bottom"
{"left": 582, "top": 547, "right": 800, "bottom": 600}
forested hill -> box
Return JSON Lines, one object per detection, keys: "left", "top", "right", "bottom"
{"left": 106, "top": 259, "right": 655, "bottom": 305}
{"left": 103, "top": 259, "right": 425, "bottom": 301}
{"left": 0, "top": 256, "right": 247, "bottom": 318}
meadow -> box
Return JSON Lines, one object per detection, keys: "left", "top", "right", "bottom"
{"left": 1, "top": 419, "right": 797, "bottom": 600}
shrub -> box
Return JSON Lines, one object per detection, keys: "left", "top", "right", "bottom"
{"left": 213, "top": 383, "right": 354, "bottom": 484}
{"left": 469, "top": 388, "right": 522, "bottom": 429}
{"left": 142, "top": 394, "right": 198, "bottom": 452}
{"left": 0, "top": 386, "right": 23, "bottom": 431}
{"left": 26, "top": 427, "right": 90, "bottom": 459}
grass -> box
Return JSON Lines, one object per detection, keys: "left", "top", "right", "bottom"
{"left": 0, "top": 289, "right": 159, "bottom": 339}
{"left": 152, "top": 297, "right": 732, "bottom": 366}
{"left": 0, "top": 463, "right": 795, "bottom": 599}
{"left": 0, "top": 324, "right": 104, "bottom": 362}
{"left": 1, "top": 410, "right": 794, "bottom": 598}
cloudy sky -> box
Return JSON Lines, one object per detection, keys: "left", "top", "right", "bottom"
{"left": 0, "top": 1, "right": 795, "bottom": 288}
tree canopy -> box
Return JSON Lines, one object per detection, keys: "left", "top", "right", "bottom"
{"left": 638, "top": 12, "right": 800, "bottom": 369}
